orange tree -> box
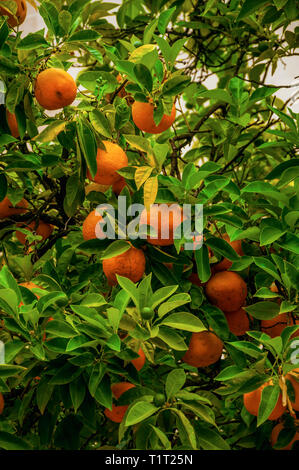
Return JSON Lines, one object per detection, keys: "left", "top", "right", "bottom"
{"left": 0, "top": 0, "right": 298, "bottom": 451}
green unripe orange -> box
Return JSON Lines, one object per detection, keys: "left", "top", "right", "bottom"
{"left": 154, "top": 393, "right": 165, "bottom": 407}
{"left": 141, "top": 307, "right": 155, "bottom": 320}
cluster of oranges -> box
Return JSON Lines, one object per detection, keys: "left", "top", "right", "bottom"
{"left": 0, "top": 197, "right": 53, "bottom": 248}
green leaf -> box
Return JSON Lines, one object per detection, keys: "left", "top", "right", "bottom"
{"left": 195, "top": 422, "right": 231, "bottom": 450}
{"left": 17, "top": 33, "right": 50, "bottom": 50}
{"left": 101, "top": 240, "right": 131, "bottom": 260}
{"left": 77, "top": 118, "right": 97, "bottom": 178}
{"left": 157, "top": 7, "right": 176, "bottom": 34}
{"left": 125, "top": 401, "right": 158, "bottom": 426}
{"left": 150, "top": 285, "right": 178, "bottom": 309}
{"left": 133, "top": 63, "right": 153, "bottom": 92}
{"left": 197, "top": 89, "right": 233, "bottom": 104}
{"left": 162, "top": 76, "right": 191, "bottom": 96}
{"left": 149, "top": 425, "right": 171, "bottom": 449}
{"left": 194, "top": 245, "right": 211, "bottom": 283}
{"left": 237, "top": 0, "right": 269, "bottom": 20}
{"left": 158, "top": 293, "right": 191, "bottom": 317}
{"left": 158, "top": 326, "right": 187, "bottom": 350}
{"left": 257, "top": 384, "right": 281, "bottom": 426}
{"left": 36, "top": 380, "right": 54, "bottom": 415}
{"left": 244, "top": 302, "right": 280, "bottom": 320}
{"left": 254, "top": 257, "right": 281, "bottom": 281}
{"left": 0, "top": 364, "right": 26, "bottom": 378}
{"left": 89, "top": 109, "right": 112, "bottom": 139}
{"left": 249, "top": 87, "right": 278, "bottom": 104}
{"left": 46, "top": 320, "right": 77, "bottom": 338}
{"left": 36, "top": 292, "right": 68, "bottom": 313}
{"left": 67, "top": 30, "right": 100, "bottom": 42}
{"left": 69, "top": 377, "right": 86, "bottom": 412}
{"left": 171, "top": 408, "right": 197, "bottom": 450}
{"left": 268, "top": 105, "right": 297, "bottom": 131}
{"left": 49, "top": 364, "right": 81, "bottom": 385}
{"left": 165, "top": 368, "right": 186, "bottom": 400}
{"left": 160, "top": 312, "right": 206, "bottom": 332}
{"left": 0, "top": 432, "right": 31, "bottom": 450}
{"left": 34, "top": 121, "right": 66, "bottom": 143}
{"left": 206, "top": 236, "right": 241, "bottom": 261}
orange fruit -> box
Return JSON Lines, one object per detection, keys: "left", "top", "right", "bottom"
{"left": 103, "top": 245, "right": 146, "bottom": 286}
{"left": 82, "top": 210, "right": 104, "bottom": 241}
{"left": 0, "top": 0, "right": 27, "bottom": 27}
{"left": 85, "top": 183, "right": 110, "bottom": 195}
{"left": 243, "top": 381, "right": 286, "bottom": 420}
{"left": 182, "top": 331, "right": 223, "bottom": 368}
{"left": 285, "top": 369, "right": 299, "bottom": 412}
{"left": 111, "top": 382, "right": 135, "bottom": 400}
{"left": 0, "top": 196, "right": 28, "bottom": 219}
{"left": 6, "top": 110, "right": 19, "bottom": 138}
{"left": 139, "top": 204, "right": 185, "bottom": 246}
{"left": 0, "top": 393, "right": 4, "bottom": 414}
{"left": 271, "top": 423, "right": 299, "bottom": 450}
{"left": 132, "top": 100, "right": 176, "bottom": 134}
{"left": 86, "top": 141, "right": 128, "bottom": 185}
{"left": 205, "top": 271, "right": 247, "bottom": 312}
{"left": 104, "top": 382, "right": 135, "bottom": 423}
{"left": 213, "top": 234, "right": 244, "bottom": 272}
{"left": 16, "top": 220, "right": 53, "bottom": 245}
{"left": 188, "top": 272, "right": 204, "bottom": 288}
{"left": 19, "top": 281, "right": 42, "bottom": 292}
{"left": 260, "top": 283, "right": 299, "bottom": 338}
{"left": 261, "top": 314, "right": 288, "bottom": 338}
{"left": 34, "top": 68, "right": 77, "bottom": 110}
{"left": 112, "top": 177, "right": 127, "bottom": 195}
{"left": 131, "top": 347, "right": 146, "bottom": 371}
{"left": 224, "top": 307, "right": 250, "bottom": 336}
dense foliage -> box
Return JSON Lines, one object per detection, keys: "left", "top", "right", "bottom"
{"left": 0, "top": 0, "right": 298, "bottom": 451}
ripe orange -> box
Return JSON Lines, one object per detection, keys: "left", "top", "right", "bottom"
{"left": 82, "top": 210, "right": 104, "bottom": 241}
{"left": 224, "top": 307, "right": 250, "bottom": 336}
{"left": 271, "top": 423, "right": 299, "bottom": 450}
{"left": 243, "top": 382, "right": 286, "bottom": 420}
{"left": 34, "top": 68, "right": 77, "bottom": 110}
{"left": 260, "top": 283, "right": 299, "bottom": 338}
{"left": 0, "top": 196, "right": 28, "bottom": 219}
{"left": 131, "top": 347, "right": 146, "bottom": 371}
{"left": 285, "top": 369, "right": 299, "bottom": 412}
{"left": 188, "top": 272, "right": 204, "bottom": 288}
{"left": 16, "top": 220, "right": 53, "bottom": 245}
{"left": 182, "top": 331, "right": 223, "bottom": 368}
{"left": 205, "top": 271, "right": 247, "bottom": 312}
{"left": 19, "top": 281, "right": 42, "bottom": 292}
{"left": 85, "top": 183, "right": 110, "bottom": 195}
{"left": 112, "top": 177, "right": 127, "bottom": 195}
{"left": 86, "top": 141, "right": 128, "bottom": 185}
{"left": 139, "top": 204, "right": 185, "bottom": 246}
{"left": 104, "top": 382, "right": 135, "bottom": 423}
{"left": 0, "top": 393, "right": 4, "bottom": 414}
{"left": 0, "top": 0, "right": 27, "bottom": 27}
{"left": 132, "top": 101, "right": 176, "bottom": 134}
{"left": 111, "top": 382, "right": 135, "bottom": 400}
{"left": 103, "top": 245, "right": 146, "bottom": 286}
{"left": 6, "top": 110, "right": 19, "bottom": 138}
{"left": 213, "top": 234, "right": 244, "bottom": 273}
{"left": 261, "top": 313, "right": 288, "bottom": 338}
